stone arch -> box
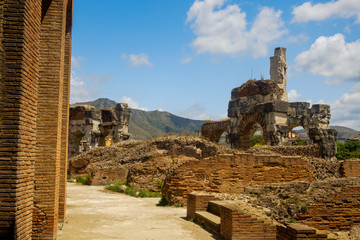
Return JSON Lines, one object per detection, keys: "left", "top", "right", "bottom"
{"left": 238, "top": 112, "right": 267, "bottom": 150}
{"left": 201, "top": 120, "right": 230, "bottom": 143}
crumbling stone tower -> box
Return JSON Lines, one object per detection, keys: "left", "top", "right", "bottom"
{"left": 270, "top": 47, "right": 287, "bottom": 101}
{"left": 0, "top": 1, "right": 73, "bottom": 239}
{"left": 226, "top": 47, "right": 337, "bottom": 159}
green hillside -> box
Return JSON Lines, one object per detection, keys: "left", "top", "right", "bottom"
{"left": 73, "top": 98, "right": 204, "bottom": 140}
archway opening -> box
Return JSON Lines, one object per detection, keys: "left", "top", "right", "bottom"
{"left": 219, "top": 131, "right": 230, "bottom": 147}
{"left": 250, "top": 123, "right": 264, "bottom": 147}
{"left": 288, "top": 126, "right": 311, "bottom": 145}
{"left": 239, "top": 122, "right": 267, "bottom": 150}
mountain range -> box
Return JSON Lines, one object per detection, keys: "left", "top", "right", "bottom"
{"left": 74, "top": 98, "right": 204, "bottom": 140}
{"left": 74, "top": 98, "right": 359, "bottom": 141}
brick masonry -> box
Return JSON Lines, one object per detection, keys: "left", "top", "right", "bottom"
{"left": 340, "top": 159, "right": 360, "bottom": 178}
{"left": 163, "top": 153, "right": 314, "bottom": 204}
{"left": 0, "top": 1, "right": 72, "bottom": 239}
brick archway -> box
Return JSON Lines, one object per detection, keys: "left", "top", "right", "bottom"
{"left": 238, "top": 112, "right": 267, "bottom": 150}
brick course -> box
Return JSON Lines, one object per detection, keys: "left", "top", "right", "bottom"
{"left": 0, "top": 1, "right": 72, "bottom": 239}
{"left": 163, "top": 153, "right": 314, "bottom": 204}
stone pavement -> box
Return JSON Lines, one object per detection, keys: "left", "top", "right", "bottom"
{"left": 58, "top": 183, "right": 219, "bottom": 240}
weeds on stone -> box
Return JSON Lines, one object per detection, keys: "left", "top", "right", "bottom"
{"left": 289, "top": 218, "right": 296, "bottom": 223}
{"left": 76, "top": 175, "right": 89, "bottom": 185}
{"left": 156, "top": 198, "right": 169, "bottom": 206}
{"left": 105, "top": 183, "right": 121, "bottom": 192}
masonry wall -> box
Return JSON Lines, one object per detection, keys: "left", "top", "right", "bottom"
{"left": 297, "top": 184, "right": 360, "bottom": 231}
{"left": 32, "top": 0, "right": 68, "bottom": 238}
{"left": 340, "top": 159, "right": 360, "bottom": 177}
{"left": 0, "top": 0, "right": 41, "bottom": 238}
{"left": 163, "top": 153, "right": 314, "bottom": 204}
{"left": 0, "top": 1, "right": 72, "bottom": 239}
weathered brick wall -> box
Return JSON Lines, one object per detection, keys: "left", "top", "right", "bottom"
{"left": 186, "top": 192, "right": 218, "bottom": 219}
{"left": 0, "top": 0, "right": 41, "bottom": 238}
{"left": 277, "top": 223, "right": 331, "bottom": 239}
{"left": 247, "top": 144, "right": 322, "bottom": 158}
{"left": 59, "top": 1, "right": 73, "bottom": 223}
{"left": 219, "top": 202, "right": 277, "bottom": 240}
{"left": 32, "top": 0, "right": 68, "bottom": 239}
{"left": 340, "top": 159, "right": 360, "bottom": 177}
{"left": 163, "top": 153, "right": 314, "bottom": 204}
{"left": 297, "top": 184, "right": 360, "bottom": 231}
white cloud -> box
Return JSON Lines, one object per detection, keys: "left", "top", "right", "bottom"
{"left": 186, "top": 0, "right": 287, "bottom": 58}
{"left": 120, "top": 96, "right": 148, "bottom": 111}
{"left": 70, "top": 71, "right": 99, "bottom": 103}
{"left": 178, "top": 103, "right": 226, "bottom": 120}
{"left": 122, "top": 53, "right": 153, "bottom": 68}
{"left": 331, "top": 84, "right": 360, "bottom": 129}
{"left": 288, "top": 89, "right": 302, "bottom": 102}
{"left": 295, "top": 34, "right": 360, "bottom": 84}
{"left": 71, "top": 56, "right": 84, "bottom": 68}
{"left": 181, "top": 57, "right": 193, "bottom": 64}
{"left": 292, "top": 0, "right": 360, "bottom": 24}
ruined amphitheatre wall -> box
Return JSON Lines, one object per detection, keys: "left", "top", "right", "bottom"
{"left": 162, "top": 153, "right": 314, "bottom": 204}
{"left": 0, "top": 1, "right": 73, "bottom": 239}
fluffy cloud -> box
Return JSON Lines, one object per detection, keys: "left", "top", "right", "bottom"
{"left": 122, "top": 53, "right": 153, "bottom": 68}
{"left": 288, "top": 89, "right": 302, "bottom": 102}
{"left": 70, "top": 71, "right": 99, "bottom": 103}
{"left": 295, "top": 34, "right": 360, "bottom": 84}
{"left": 186, "top": 0, "right": 286, "bottom": 58}
{"left": 71, "top": 56, "right": 84, "bottom": 68}
{"left": 120, "top": 96, "right": 148, "bottom": 111}
{"left": 292, "top": 0, "right": 360, "bottom": 23}
{"left": 330, "top": 83, "right": 360, "bottom": 129}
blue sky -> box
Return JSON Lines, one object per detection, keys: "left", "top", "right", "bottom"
{"left": 71, "top": 0, "right": 360, "bottom": 129}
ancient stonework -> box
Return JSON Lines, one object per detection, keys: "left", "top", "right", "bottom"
{"left": 68, "top": 103, "right": 131, "bottom": 158}
{"left": 203, "top": 47, "right": 337, "bottom": 160}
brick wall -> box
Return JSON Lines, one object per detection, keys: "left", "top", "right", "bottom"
{"left": 0, "top": 0, "right": 41, "bottom": 238}
{"left": 163, "top": 153, "right": 314, "bottom": 204}
{"left": 0, "top": 1, "right": 72, "bottom": 239}
{"left": 186, "top": 192, "right": 218, "bottom": 219}
{"left": 297, "top": 184, "right": 360, "bottom": 231}
{"left": 32, "top": 0, "right": 68, "bottom": 239}
{"left": 219, "top": 202, "right": 277, "bottom": 240}
{"left": 340, "top": 159, "right": 360, "bottom": 177}
{"left": 277, "top": 223, "right": 331, "bottom": 239}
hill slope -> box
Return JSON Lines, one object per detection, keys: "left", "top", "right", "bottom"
{"left": 330, "top": 126, "right": 359, "bottom": 139}
{"left": 73, "top": 98, "right": 204, "bottom": 140}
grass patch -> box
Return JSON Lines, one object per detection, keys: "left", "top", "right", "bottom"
{"left": 105, "top": 183, "right": 162, "bottom": 198}
{"left": 76, "top": 175, "right": 89, "bottom": 185}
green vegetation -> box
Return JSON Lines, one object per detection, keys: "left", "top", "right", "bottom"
{"left": 76, "top": 175, "right": 89, "bottom": 185}
{"left": 250, "top": 135, "right": 265, "bottom": 147}
{"left": 105, "top": 183, "right": 162, "bottom": 198}
{"left": 289, "top": 218, "right": 296, "bottom": 223}
{"left": 336, "top": 140, "right": 360, "bottom": 160}
{"left": 156, "top": 198, "right": 169, "bottom": 206}
{"left": 293, "top": 137, "right": 307, "bottom": 146}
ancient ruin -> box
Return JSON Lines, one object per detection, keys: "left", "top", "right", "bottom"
{"left": 0, "top": 1, "right": 73, "bottom": 239}
{"left": 202, "top": 47, "right": 337, "bottom": 159}
{"left": 68, "top": 103, "right": 131, "bottom": 158}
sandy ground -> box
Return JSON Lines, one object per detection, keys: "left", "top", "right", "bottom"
{"left": 57, "top": 183, "right": 219, "bottom": 240}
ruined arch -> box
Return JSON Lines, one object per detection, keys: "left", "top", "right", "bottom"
{"left": 238, "top": 112, "right": 267, "bottom": 150}
{"left": 201, "top": 119, "right": 230, "bottom": 143}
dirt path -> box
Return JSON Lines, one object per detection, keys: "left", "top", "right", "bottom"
{"left": 57, "top": 183, "right": 219, "bottom": 240}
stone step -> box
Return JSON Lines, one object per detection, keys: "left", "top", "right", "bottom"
{"left": 207, "top": 201, "right": 221, "bottom": 217}
{"left": 195, "top": 211, "right": 221, "bottom": 235}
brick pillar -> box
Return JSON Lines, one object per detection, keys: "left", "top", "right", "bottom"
{"left": 32, "top": 0, "right": 67, "bottom": 239}
{"left": 187, "top": 192, "right": 217, "bottom": 219}
{"left": 0, "top": 0, "right": 41, "bottom": 239}
{"left": 58, "top": 0, "right": 73, "bottom": 223}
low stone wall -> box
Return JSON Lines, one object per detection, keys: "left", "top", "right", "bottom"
{"left": 163, "top": 153, "right": 314, "bottom": 204}
{"left": 297, "top": 182, "right": 360, "bottom": 231}
{"left": 340, "top": 159, "right": 360, "bottom": 177}
{"left": 277, "top": 223, "right": 332, "bottom": 239}
{"left": 247, "top": 144, "right": 321, "bottom": 158}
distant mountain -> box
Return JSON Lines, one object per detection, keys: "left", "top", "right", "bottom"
{"left": 294, "top": 126, "right": 359, "bottom": 139}
{"left": 331, "top": 126, "right": 359, "bottom": 139}
{"left": 73, "top": 98, "right": 204, "bottom": 140}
